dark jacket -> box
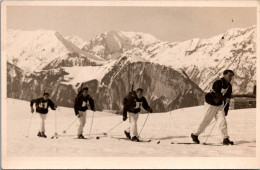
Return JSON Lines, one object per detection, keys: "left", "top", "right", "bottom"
{"left": 74, "top": 94, "right": 95, "bottom": 116}
{"left": 205, "top": 78, "right": 232, "bottom": 115}
{"left": 123, "top": 92, "right": 152, "bottom": 119}
{"left": 30, "top": 97, "right": 56, "bottom": 114}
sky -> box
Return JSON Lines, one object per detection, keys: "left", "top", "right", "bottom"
{"left": 7, "top": 6, "right": 256, "bottom": 42}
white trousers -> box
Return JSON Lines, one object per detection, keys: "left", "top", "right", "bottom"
{"left": 194, "top": 102, "right": 229, "bottom": 139}
{"left": 125, "top": 112, "right": 139, "bottom": 137}
{"left": 78, "top": 111, "right": 87, "bottom": 135}
{"left": 38, "top": 113, "right": 47, "bottom": 132}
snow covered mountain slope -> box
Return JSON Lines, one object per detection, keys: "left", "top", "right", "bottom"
{"left": 7, "top": 56, "right": 205, "bottom": 112}
{"left": 140, "top": 26, "right": 256, "bottom": 94}
{"left": 64, "top": 35, "right": 88, "bottom": 49}
{"left": 4, "top": 30, "right": 106, "bottom": 72}
{"left": 6, "top": 98, "right": 256, "bottom": 157}
{"left": 82, "top": 26, "right": 256, "bottom": 94}
{"left": 82, "top": 30, "right": 160, "bottom": 60}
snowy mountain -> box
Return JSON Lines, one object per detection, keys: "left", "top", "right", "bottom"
{"left": 6, "top": 26, "right": 256, "bottom": 112}
{"left": 7, "top": 56, "right": 205, "bottom": 112}
{"left": 82, "top": 30, "right": 160, "bottom": 60}
{"left": 5, "top": 30, "right": 106, "bottom": 72}
{"left": 82, "top": 26, "right": 256, "bottom": 94}
{"left": 64, "top": 35, "right": 88, "bottom": 49}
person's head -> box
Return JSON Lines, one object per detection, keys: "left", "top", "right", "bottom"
{"left": 82, "top": 87, "right": 89, "bottom": 97}
{"left": 43, "top": 93, "right": 49, "bottom": 100}
{"left": 223, "top": 69, "right": 234, "bottom": 83}
{"left": 136, "top": 88, "right": 144, "bottom": 99}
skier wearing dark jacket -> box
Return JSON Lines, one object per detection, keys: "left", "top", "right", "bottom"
{"left": 191, "top": 70, "right": 234, "bottom": 145}
{"left": 74, "top": 87, "right": 95, "bottom": 139}
{"left": 123, "top": 88, "right": 153, "bottom": 142}
{"left": 30, "top": 93, "right": 57, "bottom": 138}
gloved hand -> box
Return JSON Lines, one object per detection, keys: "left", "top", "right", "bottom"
{"left": 77, "top": 112, "right": 83, "bottom": 118}
{"left": 123, "top": 116, "right": 127, "bottom": 121}
{"left": 134, "top": 108, "right": 141, "bottom": 114}
{"left": 149, "top": 108, "right": 153, "bottom": 113}
{"left": 82, "top": 106, "right": 88, "bottom": 111}
{"left": 31, "top": 107, "right": 34, "bottom": 113}
{"left": 54, "top": 105, "right": 58, "bottom": 110}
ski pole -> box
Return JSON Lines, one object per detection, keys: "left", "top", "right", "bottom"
{"left": 103, "top": 120, "right": 124, "bottom": 135}
{"left": 138, "top": 112, "right": 150, "bottom": 138}
{"left": 203, "top": 103, "right": 228, "bottom": 145}
{"left": 88, "top": 110, "right": 95, "bottom": 138}
{"left": 25, "top": 113, "right": 34, "bottom": 138}
{"left": 51, "top": 109, "right": 59, "bottom": 139}
{"left": 62, "top": 117, "right": 78, "bottom": 134}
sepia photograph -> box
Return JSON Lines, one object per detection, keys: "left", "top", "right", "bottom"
{"left": 1, "top": 0, "right": 259, "bottom": 169}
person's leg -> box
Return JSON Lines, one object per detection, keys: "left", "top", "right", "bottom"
{"left": 77, "top": 111, "right": 85, "bottom": 135}
{"left": 217, "top": 106, "right": 229, "bottom": 139}
{"left": 129, "top": 112, "right": 136, "bottom": 137}
{"left": 125, "top": 112, "right": 131, "bottom": 133}
{"left": 193, "top": 103, "right": 218, "bottom": 136}
{"left": 132, "top": 113, "right": 139, "bottom": 137}
{"left": 38, "top": 113, "right": 47, "bottom": 132}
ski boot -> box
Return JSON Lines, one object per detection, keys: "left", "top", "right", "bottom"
{"left": 78, "top": 134, "right": 85, "bottom": 139}
{"left": 131, "top": 136, "right": 140, "bottom": 142}
{"left": 223, "top": 138, "right": 234, "bottom": 145}
{"left": 41, "top": 132, "right": 47, "bottom": 138}
{"left": 37, "top": 132, "right": 42, "bottom": 138}
{"left": 124, "top": 130, "right": 131, "bottom": 140}
{"left": 191, "top": 133, "right": 200, "bottom": 144}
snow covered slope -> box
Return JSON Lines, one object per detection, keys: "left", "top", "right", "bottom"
{"left": 5, "top": 30, "right": 106, "bottom": 72}
{"left": 6, "top": 98, "right": 256, "bottom": 157}
{"left": 64, "top": 35, "right": 88, "bottom": 49}
{"left": 82, "top": 26, "right": 256, "bottom": 94}
{"left": 140, "top": 26, "right": 256, "bottom": 94}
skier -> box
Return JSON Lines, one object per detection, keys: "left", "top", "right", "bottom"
{"left": 74, "top": 87, "right": 95, "bottom": 139}
{"left": 123, "top": 88, "right": 153, "bottom": 142}
{"left": 30, "top": 92, "right": 57, "bottom": 138}
{"left": 191, "top": 70, "right": 234, "bottom": 145}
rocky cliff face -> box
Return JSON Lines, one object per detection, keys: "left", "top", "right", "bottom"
{"left": 7, "top": 58, "right": 204, "bottom": 112}
{"left": 79, "top": 57, "right": 205, "bottom": 112}
{"left": 7, "top": 62, "right": 77, "bottom": 107}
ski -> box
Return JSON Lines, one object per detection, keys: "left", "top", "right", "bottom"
{"left": 73, "top": 138, "right": 89, "bottom": 140}
{"left": 171, "top": 142, "right": 198, "bottom": 145}
{"left": 111, "top": 136, "right": 151, "bottom": 143}
{"left": 170, "top": 142, "right": 235, "bottom": 146}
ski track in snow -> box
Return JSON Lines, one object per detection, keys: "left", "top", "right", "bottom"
{"left": 6, "top": 99, "right": 255, "bottom": 157}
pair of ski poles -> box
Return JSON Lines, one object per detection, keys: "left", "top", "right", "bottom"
{"left": 25, "top": 109, "right": 96, "bottom": 139}
{"left": 101, "top": 112, "right": 150, "bottom": 137}
{"left": 62, "top": 110, "right": 95, "bottom": 138}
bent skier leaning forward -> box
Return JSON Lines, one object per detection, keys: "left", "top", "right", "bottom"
{"left": 122, "top": 88, "right": 153, "bottom": 142}
{"left": 191, "top": 69, "right": 235, "bottom": 145}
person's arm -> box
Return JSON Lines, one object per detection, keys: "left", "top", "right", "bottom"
{"left": 30, "top": 98, "right": 38, "bottom": 107}
{"left": 224, "top": 85, "right": 232, "bottom": 116}
{"left": 213, "top": 80, "right": 227, "bottom": 102}
{"left": 48, "top": 99, "right": 57, "bottom": 110}
{"left": 142, "top": 97, "right": 153, "bottom": 113}
{"left": 89, "top": 96, "right": 95, "bottom": 111}
{"left": 30, "top": 98, "right": 39, "bottom": 113}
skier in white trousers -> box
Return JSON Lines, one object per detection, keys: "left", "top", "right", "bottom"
{"left": 122, "top": 88, "right": 153, "bottom": 142}
{"left": 30, "top": 92, "right": 57, "bottom": 138}
{"left": 191, "top": 70, "right": 234, "bottom": 145}
{"left": 74, "top": 87, "right": 95, "bottom": 139}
